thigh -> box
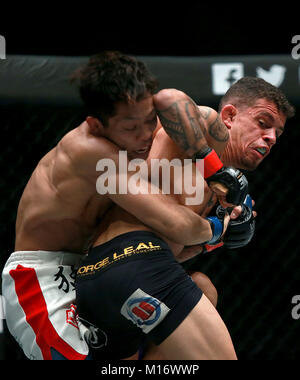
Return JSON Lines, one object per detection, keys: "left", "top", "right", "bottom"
{"left": 154, "top": 294, "right": 237, "bottom": 360}
{"left": 189, "top": 271, "right": 218, "bottom": 308}
{"left": 2, "top": 255, "right": 89, "bottom": 360}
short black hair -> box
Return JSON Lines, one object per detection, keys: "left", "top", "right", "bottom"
{"left": 219, "top": 77, "right": 295, "bottom": 119}
{"left": 71, "top": 51, "right": 159, "bottom": 126}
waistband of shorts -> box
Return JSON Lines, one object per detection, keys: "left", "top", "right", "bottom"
{"left": 89, "top": 231, "right": 170, "bottom": 259}
{"left": 5, "top": 250, "right": 84, "bottom": 267}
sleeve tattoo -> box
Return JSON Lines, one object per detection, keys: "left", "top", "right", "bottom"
{"left": 156, "top": 99, "right": 228, "bottom": 157}
{"left": 156, "top": 102, "right": 190, "bottom": 151}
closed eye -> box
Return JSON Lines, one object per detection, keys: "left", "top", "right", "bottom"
{"left": 125, "top": 126, "right": 137, "bottom": 132}
{"left": 258, "top": 119, "right": 268, "bottom": 128}
{"left": 259, "top": 119, "right": 284, "bottom": 139}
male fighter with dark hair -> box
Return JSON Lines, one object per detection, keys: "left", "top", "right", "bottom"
{"left": 75, "top": 78, "right": 295, "bottom": 360}
{"left": 1, "top": 51, "right": 243, "bottom": 360}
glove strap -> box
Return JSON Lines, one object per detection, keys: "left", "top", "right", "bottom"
{"left": 243, "top": 194, "right": 253, "bottom": 210}
{"left": 206, "top": 216, "right": 223, "bottom": 245}
{"left": 194, "top": 148, "right": 223, "bottom": 179}
{"left": 203, "top": 241, "right": 224, "bottom": 254}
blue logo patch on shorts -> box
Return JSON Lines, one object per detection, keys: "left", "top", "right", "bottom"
{"left": 120, "top": 288, "right": 170, "bottom": 333}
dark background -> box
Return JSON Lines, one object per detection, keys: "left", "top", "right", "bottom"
{"left": 1, "top": 4, "right": 300, "bottom": 360}
{"left": 1, "top": 4, "right": 299, "bottom": 57}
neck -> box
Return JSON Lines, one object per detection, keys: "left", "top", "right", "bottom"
{"left": 220, "top": 140, "right": 240, "bottom": 169}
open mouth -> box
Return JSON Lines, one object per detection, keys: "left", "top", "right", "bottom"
{"left": 135, "top": 147, "right": 150, "bottom": 154}
{"left": 254, "top": 147, "right": 268, "bottom": 157}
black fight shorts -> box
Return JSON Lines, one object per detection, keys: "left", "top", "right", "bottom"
{"left": 75, "top": 231, "right": 203, "bottom": 359}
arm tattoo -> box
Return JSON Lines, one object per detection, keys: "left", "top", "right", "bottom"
{"left": 156, "top": 102, "right": 189, "bottom": 151}
{"left": 185, "top": 101, "right": 204, "bottom": 141}
{"left": 208, "top": 115, "right": 229, "bottom": 143}
{"left": 156, "top": 98, "right": 214, "bottom": 157}
{"left": 200, "top": 107, "right": 212, "bottom": 121}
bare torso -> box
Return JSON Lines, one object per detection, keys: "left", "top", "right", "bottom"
{"left": 15, "top": 104, "right": 223, "bottom": 256}
{"left": 15, "top": 122, "right": 112, "bottom": 253}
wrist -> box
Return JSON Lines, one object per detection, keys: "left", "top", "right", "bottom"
{"left": 205, "top": 216, "right": 223, "bottom": 245}
{"left": 194, "top": 148, "right": 223, "bottom": 179}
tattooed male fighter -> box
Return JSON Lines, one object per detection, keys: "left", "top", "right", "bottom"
{"left": 76, "top": 78, "right": 294, "bottom": 360}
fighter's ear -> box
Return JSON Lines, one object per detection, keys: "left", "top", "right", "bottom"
{"left": 86, "top": 116, "right": 105, "bottom": 135}
{"left": 220, "top": 104, "right": 237, "bottom": 129}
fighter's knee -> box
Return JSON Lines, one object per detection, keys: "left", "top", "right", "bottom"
{"left": 190, "top": 272, "right": 218, "bottom": 308}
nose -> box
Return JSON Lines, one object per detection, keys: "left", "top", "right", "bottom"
{"left": 263, "top": 128, "right": 277, "bottom": 147}
{"left": 139, "top": 125, "right": 154, "bottom": 143}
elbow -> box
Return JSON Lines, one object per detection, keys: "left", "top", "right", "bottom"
{"left": 153, "top": 89, "right": 188, "bottom": 111}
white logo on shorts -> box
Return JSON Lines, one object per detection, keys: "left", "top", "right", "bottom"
{"left": 66, "top": 304, "right": 79, "bottom": 329}
{"left": 78, "top": 317, "right": 108, "bottom": 349}
{"left": 120, "top": 288, "right": 170, "bottom": 334}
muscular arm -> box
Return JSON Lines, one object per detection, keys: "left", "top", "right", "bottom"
{"left": 69, "top": 133, "right": 213, "bottom": 246}
{"left": 153, "top": 89, "right": 229, "bottom": 158}
{"left": 154, "top": 89, "right": 248, "bottom": 209}
{"left": 109, "top": 191, "right": 213, "bottom": 246}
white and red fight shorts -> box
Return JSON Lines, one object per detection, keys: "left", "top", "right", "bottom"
{"left": 1, "top": 251, "right": 90, "bottom": 360}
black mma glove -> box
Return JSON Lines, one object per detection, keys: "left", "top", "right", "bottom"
{"left": 216, "top": 194, "right": 255, "bottom": 249}
{"left": 206, "top": 167, "right": 248, "bottom": 206}
{"left": 193, "top": 147, "right": 248, "bottom": 206}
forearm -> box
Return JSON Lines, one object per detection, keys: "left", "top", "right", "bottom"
{"left": 153, "top": 89, "right": 229, "bottom": 159}
{"left": 169, "top": 204, "right": 213, "bottom": 245}
{"left": 109, "top": 190, "right": 213, "bottom": 246}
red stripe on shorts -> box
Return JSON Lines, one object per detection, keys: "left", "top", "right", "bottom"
{"left": 9, "top": 264, "right": 87, "bottom": 360}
